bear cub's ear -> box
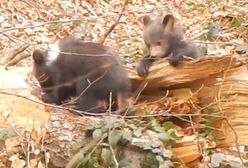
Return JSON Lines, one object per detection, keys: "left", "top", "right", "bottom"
{"left": 143, "top": 15, "right": 153, "bottom": 25}
{"left": 32, "top": 49, "right": 45, "bottom": 65}
{"left": 162, "top": 14, "right": 175, "bottom": 32}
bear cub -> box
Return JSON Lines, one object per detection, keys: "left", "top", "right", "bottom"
{"left": 32, "top": 37, "right": 130, "bottom": 113}
{"left": 137, "top": 14, "right": 201, "bottom": 77}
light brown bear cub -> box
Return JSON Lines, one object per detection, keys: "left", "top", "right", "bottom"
{"left": 137, "top": 14, "right": 201, "bottom": 77}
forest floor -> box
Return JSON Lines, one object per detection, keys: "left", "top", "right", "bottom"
{"left": 0, "top": 0, "right": 248, "bottom": 167}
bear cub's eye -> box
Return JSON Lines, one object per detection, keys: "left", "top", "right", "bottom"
{"left": 156, "top": 41, "right": 162, "bottom": 46}
{"left": 145, "top": 43, "right": 150, "bottom": 49}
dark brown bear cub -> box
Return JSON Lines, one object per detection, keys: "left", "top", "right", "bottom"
{"left": 32, "top": 37, "right": 130, "bottom": 113}
{"left": 137, "top": 14, "right": 201, "bottom": 77}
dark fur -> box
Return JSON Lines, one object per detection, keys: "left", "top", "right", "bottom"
{"left": 137, "top": 14, "right": 201, "bottom": 77}
{"left": 32, "top": 38, "right": 130, "bottom": 113}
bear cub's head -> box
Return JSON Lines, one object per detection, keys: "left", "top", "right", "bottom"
{"left": 136, "top": 14, "right": 204, "bottom": 77}
{"left": 32, "top": 48, "right": 55, "bottom": 90}
{"left": 142, "top": 14, "right": 201, "bottom": 65}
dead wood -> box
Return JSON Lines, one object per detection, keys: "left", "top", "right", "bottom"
{"left": 128, "top": 55, "right": 248, "bottom": 147}
{"left": 4, "top": 44, "right": 30, "bottom": 70}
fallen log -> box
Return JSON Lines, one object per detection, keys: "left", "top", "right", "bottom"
{"left": 128, "top": 55, "right": 248, "bottom": 147}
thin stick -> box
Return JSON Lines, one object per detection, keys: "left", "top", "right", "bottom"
{"left": 107, "top": 92, "right": 119, "bottom": 168}
{"left": 26, "top": 135, "right": 31, "bottom": 168}
{"left": 62, "top": 71, "right": 107, "bottom": 106}
{"left": 5, "top": 44, "right": 30, "bottom": 69}
{"left": 98, "top": 0, "right": 129, "bottom": 44}
{"left": 216, "top": 56, "right": 244, "bottom": 166}
{"left": 0, "top": 91, "right": 236, "bottom": 119}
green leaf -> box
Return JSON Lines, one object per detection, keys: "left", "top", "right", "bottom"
{"left": 152, "top": 148, "right": 161, "bottom": 154}
{"left": 150, "top": 118, "right": 159, "bottom": 127}
{"left": 108, "top": 129, "right": 122, "bottom": 147}
{"left": 162, "top": 121, "right": 174, "bottom": 130}
{"left": 151, "top": 141, "right": 161, "bottom": 148}
{"left": 158, "top": 133, "right": 171, "bottom": 144}
{"left": 167, "top": 129, "right": 178, "bottom": 141}
{"left": 161, "top": 149, "right": 172, "bottom": 158}
{"left": 150, "top": 118, "right": 165, "bottom": 132}
{"left": 92, "top": 129, "right": 102, "bottom": 141}
{"left": 155, "top": 155, "right": 164, "bottom": 162}
{"left": 153, "top": 126, "right": 165, "bottom": 133}
{"left": 76, "top": 154, "right": 90, "bottom": 168}
{"left": 119, "top": 158, "right": 136, "bottom": 168}
{"left": 140, "top": 152, "right": 159, "bottom": 168}
{"left": 142, "top": 143, "right": 152, "bottom": 150}
{"left": 159, "top": 160, "right": 175, "bottom": 168}
{"left": 81, "top": 141, "right": 97, "bottom": 154}
{"left": 104, "top": 116, "right": 119, "bottom": 128}
{"left": 86, "top": 157, "right": 99, "bottom": 168}
{"left": 133, "top": 128, "right": 143, "bottom": 137}
{"left": 158, "top": 161, "right": 171, "bottom": 168}
{"left": 71, "top": 141, "right": 85, "bottom": 152}
{"left": 128, "top": 124, "right": 137, "bottom": 130}
{"left": 122, "top": 130, "right": 132, "bottom": 142}
{"left": 66, "top": 152, "right": 86, "bottom": 168}
{"left": 101, "top": 148, "right": 112, "bottom": 167}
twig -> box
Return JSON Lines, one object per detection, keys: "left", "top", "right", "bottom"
{"left": 132, "top": 79, "right": 148, "bottom": 104}
{"left": 38, "top": 63, "right": 112, "bottom": 93}
{"left": 123, "top": 112, "right": 231, "bottom": 119}
{"left": 66, "top": 135, "right": 107, "bottom": 168}
{"left": 5, "top": 43, "right": 30, "bottom": 61}
{"left": 133, "top": 90, "right": 170, "bottom": 109}
{"left": 189, "top": 115, "right": 203, "bottom": 161}
{"left": 0, "top": 90, "right": 104, "bottom": 116}
{"left": 171, "top": 115, "right": 223, "bottom": 132}
{"left": 0, "top": 31, "right": 35, "bottom": 48}
{"left": 62, "top": 71, "right": 107, "bottom": 106}
{"left": 5, "top": 53, "right": 31, "bottom": 69}
{"left": 224, "top": 118, "right": 245, "bottom": 167}
{"left": 0, "top": 90, "right": 235, "bottom": 120}
{"left": 25, "top": 135, "right": 31, "bottom": 168}
{"left": 37, "top": 47, "right": 119, "bottom": 57}
{"left": 216, "top": 56, "right": 245, "bottom": 166}
{"left": 0, "top": 31, "right": 16, "bottom": 42}
{"left": 40, "top": 128, "right": 49, "bottom": 168}
{"left": 5, "top": 44, "right": 31, "bottom": 70}
{"left": 98, "top": 0, "right": 129, "bottom": 44}
{"left": 107, "top": 92, "right": 119, "bottom": 168}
